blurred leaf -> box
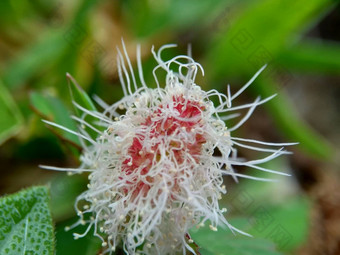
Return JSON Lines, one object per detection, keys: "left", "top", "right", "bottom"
{"left": 3, "top": 30, "right": 69, "bottom": 90}
{"left": 203, "top": 0, "right": 335, "bottom": 159}
{"left": 14, "top": 136, "right": 65, "bottom": 161}
{"left": 67, "top": 73, "right": 96, "bottom": 113}
{"left": 2, "top": 0, "right": 100, "bottom": 90}
{"left": 257, "top": 76, "right": 334, "bottom": 159}
{"left": 67, "top": 73, "right": 100, "bottom": 141}
{"left": 0, "top": 80, "right": 23, "bottom": 145}
{"left": 190, "top": 218, "right": 282, "bottom": 255}
{"left": 0, "top": 1, "right": 36, "bottom": 31}
{"left": 207, "top": 0, "right": 334, "bottom": 78}
{"left": 123, "top": 0, "right": 228, "bottom": 37}
{"left": 229, "top": 168, "right": 311, "bottom": 252}
{"left": 247, "top": 197, "right": 311, "bottom": 252}
{"left": 0, "top": 1, "right": 15, "bottom": 24}
{"left": 231, "top": 157, "right": 293, "bottom": 204}
{"left": 50, "top": 174, "right": 87, "bottom": 221}
{"left": 30, "top": 92, "right": 80, "bottom": 147}
{"left": 55, "top": 217, "right": 101, "bottom": 255}
{"left": 198, "top": 248, "right": 215, "bottom": 255}
{"left": 278, "top": 40, "right": 340, "bottom": 75}
{"left": 0, "top": 186, "right": 54, "bottom": 255}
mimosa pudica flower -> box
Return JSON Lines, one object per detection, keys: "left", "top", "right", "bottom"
{"left": 42, "top": 43, "right": 295, "bottom": 255}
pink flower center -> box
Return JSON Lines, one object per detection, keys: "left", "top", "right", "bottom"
{"left": 121, "top": 95, "right": 206, "bottom": 196}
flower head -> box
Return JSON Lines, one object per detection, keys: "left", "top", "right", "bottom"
{"left": 43, "top": 43, "right": 295, "bottom": 254}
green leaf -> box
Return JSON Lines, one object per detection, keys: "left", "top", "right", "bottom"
{"left": 2, "top": 0, "right": 100, "bottom": 91}
{"left": 67, "top": 73, "right": 96, "bottom": 114}
{"left": 50, "top": 174, "right": 87, "bottom": 221}
{"left": 123, "top": 0, "right": 229, "bottom": 37}
{"left": 67, "top": 73, "right": 103, "bottom": 140}
{"left": 206, "top": 0, "right": 334, "bottom": 78}
{"left": 55, "top": 217, "right": 101, "bottom": 255}
{"left": 3, "top": 30, "right": 69, "bottom": 90}
{"left": 228, "top": 168, "right": 311, "bottom": 252}
{"left": 248, "top": 198, "right": 310, "bottom": 252}
{"left": 30, "top": 91, "right": 80, "bottom": 147}
{"left": 0, "top": 80, "right": 23, "bottom": 145}
{"left": 257, "top": 76, "right": 333, "bottom": 159}
{"left": 190, "top": 218, "right": 282, "bottom": 255}
{"left": 0, "top": 186, "right": 54, "bottom": 255}
{"left": 198, "top": 247, "right": 215, "bottom": 255}
{"left": 277, "top": 40, "right": 340, "bottom": 75}
{"left": 203, "top": 0, "right": 335, "bottom": 159}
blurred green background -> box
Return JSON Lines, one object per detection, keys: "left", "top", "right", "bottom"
{"left": 0, "top": 0, "right": 339, "bottom": 254}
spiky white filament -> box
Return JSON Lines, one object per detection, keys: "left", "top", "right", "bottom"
{"left": 43, "top": 43, "right": 295, "bottom": 255}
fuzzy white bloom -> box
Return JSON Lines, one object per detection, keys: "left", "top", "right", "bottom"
{"left": 42, "top": 43, "right": 295, "bottom": 255}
